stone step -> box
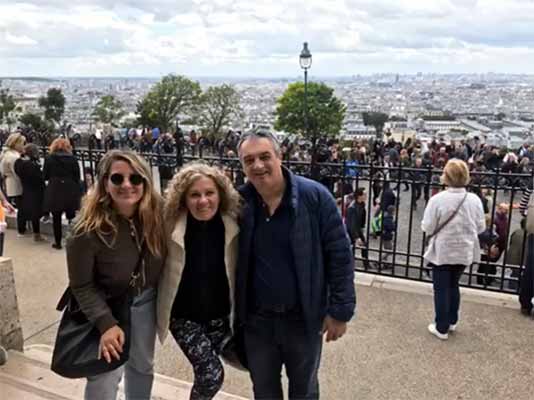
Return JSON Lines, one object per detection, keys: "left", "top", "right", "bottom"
{"left": 0, "top": 345, "right": 247, "bottom": 400}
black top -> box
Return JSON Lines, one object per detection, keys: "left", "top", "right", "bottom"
{"left": 346, "top": 201, "right": 366, "bottom": 242}
{"left": 171, "top": 212, "right": 230, "bottom": 322}
{"left": 250, "top": 179, "right": 299, "bottom": 310}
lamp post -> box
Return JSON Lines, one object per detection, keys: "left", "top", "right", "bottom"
{"left": 299, "top": 42, "right": 313, "bottom": 173}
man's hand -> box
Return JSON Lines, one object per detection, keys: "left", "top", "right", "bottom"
{"left": 98, "top": 325, "right": 124, "bottom": 363}
{"left": 321, "top": 315, "right": 347, "bottom": 343}
{"left": 356, "top": 239, "right": 364, "bottom": 247}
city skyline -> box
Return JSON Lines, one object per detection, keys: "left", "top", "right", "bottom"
{"left": 2, "top": 1, "right": 534, "bottom": 77}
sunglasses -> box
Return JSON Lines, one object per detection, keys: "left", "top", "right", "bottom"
{"left": 108, "top": 173, "right": 144, "bottom": 186}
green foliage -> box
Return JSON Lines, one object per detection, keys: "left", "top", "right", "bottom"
{"left": 274, "top": 82, "right": 346, "bottom": 139}
{"left": 196, "top": 84, "right": 242, "bottom": 138}
{"left": 38, "top": 88, "right": 66, "bottom": 124}
{"left": 136, "top": 74, "right": 201, "bottom": 132}
{"left": 362, "top": 112, "right": 389, "bottom": 138}
{"left": 0, "top": 89, "right": 19, "bottom": 129}
{"left": 19, "top": 112, "right": 52, "bottom": 132}
{"left": 92, "top": 95, "right": 125, "bottom": 125}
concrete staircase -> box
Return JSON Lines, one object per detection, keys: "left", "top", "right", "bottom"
{"left": 0, "top": 345, "right": 247, "bottom": 400}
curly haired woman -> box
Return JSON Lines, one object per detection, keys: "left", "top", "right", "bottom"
{"left": 157, "top": 162, "right": 241, "bottom": 400}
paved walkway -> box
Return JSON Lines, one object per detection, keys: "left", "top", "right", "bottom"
{"left": 4, "top": 229, "right": 534, "bottom": 400}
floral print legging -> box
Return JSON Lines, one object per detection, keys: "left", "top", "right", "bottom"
{"left": 169, "top": 317, "right": 230, "bottom": 400}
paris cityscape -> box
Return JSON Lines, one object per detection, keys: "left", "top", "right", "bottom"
{"left": 2, "top": 73, "right": 534, "bottom": 149}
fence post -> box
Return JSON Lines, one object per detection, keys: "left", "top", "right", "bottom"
{"left": 174, "top": 130, "right": 184, "bottom": 170}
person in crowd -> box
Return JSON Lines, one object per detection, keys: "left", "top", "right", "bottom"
{"left": 0, "top": 133, "right": 26, "bottom": 235}
{"left": 14, "top": 144, "right": 45, "bottom": 242}
{"left": 0, "top": 189, "right": 16, "bottom": 256}
{"left": 346, "top": 188, "right": 372, "bottom": 269}
{"left": 493, "top": 203, "right": 509, "bottom": 258}
{"left": 82, "top": 168, "right": 95, "bottom": 194}
{"left": 505, "top": 217, "right": 529, "bottom": 292}
{"left": 371, "top": 170, "right": 383, "bottom": 206}
{"left": 43, "top": 138, "right": 81, "bottom": 249}
{"left": 422, "top": 159, "right": 485, "bottom": 340}
{"left": 410, "top": 157, "right": 425, "bottom": 210}
{"left": 518, "top": 186, "right": 534, "bottom": 316}
{"left": 394, "top": 149, "right": 411, "bottom": 191}
{"left": 477, "top": 214, "right": 500, "bottom": 286}
{"left": 381, "top": 204, "right": 396, "bottom": 267}
{"left": 157, "top": 162, "right": 241, "bottom": 400}
{"left": 66, "top": 150, "right": 166, "bottom": 400}
{"left": 236, "top": 130, "right": 356, "bottom": 399}
{"left": 379, "top": 178, "right": 396, "bottom": 214}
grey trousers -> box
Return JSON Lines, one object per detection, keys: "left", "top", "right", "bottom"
{"left": 84, "top": 287, "right": 157, "bottom": 400}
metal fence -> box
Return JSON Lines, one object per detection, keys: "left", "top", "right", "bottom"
{"left": 29, "top": 145, "right": 534, "bottom": 296}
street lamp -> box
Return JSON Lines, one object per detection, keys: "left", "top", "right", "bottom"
{"left": 299, "top": 42, "right": 314, "bottom": 172}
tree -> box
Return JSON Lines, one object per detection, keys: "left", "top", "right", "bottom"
{"left": 19, "top": 112, "right": 52, "bottom": 132}
{"left": 362, "top": 112, "right": 389, "bottom": 140}
{"left": 274, "top": 82, "right": 346, "bottom": 139}
{"left": 0, "top": 89, "right": 19, "bottom": 131}
{"left": 196, "top": 84, "right": 242, "bottom": 139}
{"left": 136, "top": 74, "right": 201, "bottom": 132}
{"left": 38, "top": 88, "right": 66, "bottom": 124}
{"left": 92, "top": 95, "right": 125, "bottom": 125}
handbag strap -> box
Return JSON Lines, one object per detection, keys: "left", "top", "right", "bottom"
{"left": 56, "top": 240, "right": 148, "bottom": 312}
{"left": 427, "top": 192, "right": 468, "bottom": 242}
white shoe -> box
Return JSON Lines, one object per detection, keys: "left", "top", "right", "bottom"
{"left": 449, "top": 323, "right": 457, "bottom": 332}
{"left": 428, "top": 323, "right": 448, "bottom": 340}
{"left": 17, "top": 233, "right": 26, "bottom": 238}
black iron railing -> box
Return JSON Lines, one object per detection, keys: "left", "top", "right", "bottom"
{"left": 12, "top": 144, "right": 534, "bottom": 295}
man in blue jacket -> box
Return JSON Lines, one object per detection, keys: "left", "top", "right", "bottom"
{"left": 236, "top": 130, "right": 356, "bottom": 399}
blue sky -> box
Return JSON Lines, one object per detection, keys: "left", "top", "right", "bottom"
{"left": 1, "top": 0, "right": 534, "bottom": 77}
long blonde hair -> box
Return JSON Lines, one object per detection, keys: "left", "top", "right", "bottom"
{"left": 164, "top": 162, "right": 241, "bottom": 226}
{"left": 72, "top": 150, "right": 166, "bottom": 257}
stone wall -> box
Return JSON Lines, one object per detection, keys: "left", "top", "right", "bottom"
{"left": 0, "top": 257, "right": 23, "bottom": 351}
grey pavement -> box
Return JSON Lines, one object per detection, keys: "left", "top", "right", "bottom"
{"left": 4, "top": 228, "right": 534, "bottom": 400}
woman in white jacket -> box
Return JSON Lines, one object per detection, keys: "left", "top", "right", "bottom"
{"left": 422, "top": 159, "right": 485, "bottom": 340}
{"left": 157, "top": 162, "right": 241, "bottom": 400}
{"left": 0, "top": 133, "right": 26, "bottom": 235}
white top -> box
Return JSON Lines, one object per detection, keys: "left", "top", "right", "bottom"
{"left": 0, "top": 149, "right": 22, "bottom": 197}
{"left": 422, "top": 188, "right": 485, "bottom": 267}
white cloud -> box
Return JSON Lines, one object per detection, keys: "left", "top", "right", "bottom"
{"left": 1, "top": 0, "right": 534, "bottom": 76}
{"left": 4, "top": 32, "right": 38, "bottom": 46}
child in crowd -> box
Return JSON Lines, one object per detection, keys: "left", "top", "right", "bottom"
{"left": 477, "top": 214, "right": 500, "bottom": 286}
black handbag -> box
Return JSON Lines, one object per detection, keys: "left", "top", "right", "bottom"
{"left": 51, "top": 242, "right": 147, "bottom": 379}
{"left": 220, "top": 322, "right": 248, "bottom": 371}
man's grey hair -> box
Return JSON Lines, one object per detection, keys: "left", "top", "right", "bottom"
{"left": 237, "top": 129, "right": 281, "bottom": 158}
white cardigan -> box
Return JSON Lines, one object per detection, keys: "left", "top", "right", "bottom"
{"left": 156, "top": 212, "right": 239, "bottom": 343}
{"left": 421, "top": 188, "right": 485, "bottom": 267}
{"left": 0, "top": 149, "right": 22, "bottom": 197}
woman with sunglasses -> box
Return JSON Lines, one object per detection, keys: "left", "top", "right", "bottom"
{"left": 43, "top": 138, "right": 81, "bottom": 249}
{"left": 66, "top": 150, "right": 166, "bottom": 400}
{"left": 157, "top": 162, "right": 241, "bottom": 400}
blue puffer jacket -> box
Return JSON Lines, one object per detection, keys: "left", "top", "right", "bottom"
{"left": 236, "top": 167, "right": 356, "bottom": 334}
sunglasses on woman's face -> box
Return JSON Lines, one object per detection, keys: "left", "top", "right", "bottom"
{"left": 108, "top": 173, "right": 144, "bottom": 186}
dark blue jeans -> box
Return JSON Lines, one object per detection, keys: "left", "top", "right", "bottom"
{"left": 244, "top": 313, "right": 323, "bottom": 399}
{"left": 431, "top": 264, "right": 466, "bottom": 334}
